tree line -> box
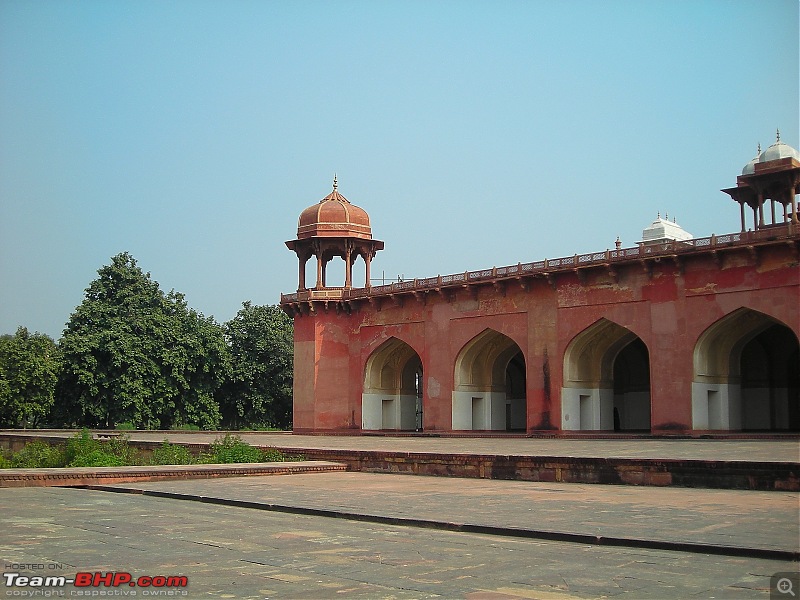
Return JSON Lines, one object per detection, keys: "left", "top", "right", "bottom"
{"left": 0, "top": 252, "right": 293, "bottom": 430}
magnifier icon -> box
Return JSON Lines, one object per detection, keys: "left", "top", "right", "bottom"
{"left": 778, "top": 578, "right": 796, "bottom": 596}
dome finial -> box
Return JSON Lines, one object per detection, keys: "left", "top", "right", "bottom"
{"left": 333, "top": 173, "right": 338, "bottom": 191}
{"left": 757, "top": 142, "right": 761, "bottom": 154}
{"left": 776, "top": 129, "right": 781, "bottom": 143}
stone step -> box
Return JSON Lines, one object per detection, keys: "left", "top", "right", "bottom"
{"left": 0, "top": 461, "right": 346, "bottom": 488}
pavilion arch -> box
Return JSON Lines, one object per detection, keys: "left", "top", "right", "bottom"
{"left": 362, "top": 337, "right": 423, "bottom": 431}
{"left": 561, "top": 319, "right": 651, "bottom": 431}
{"left": 452, "top": 329, "right": 526, "bottom": 431}
{"left": 692, "top": 308, "right": 799, "bottom": 431}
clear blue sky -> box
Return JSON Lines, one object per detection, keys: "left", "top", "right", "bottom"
{"left": 1, "top": 0, "right": 798, "bottom": 338}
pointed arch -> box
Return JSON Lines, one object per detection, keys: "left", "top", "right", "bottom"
{"left": 362, "top": 337, "right": 423, "bottom": 431}
{"left": 452, "top": 329, "right": 526, "bottom": 431}
{"left": 561, "top": 319, "right": 651, "bottom": 431}
{"left": 692, "top": 308, "right": 799, "bottom": 430}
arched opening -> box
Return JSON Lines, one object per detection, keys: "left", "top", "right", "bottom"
{"left": 453, "top": 329, "right": 526, "bottom": 431}
{"left": 362, "top": 338, "right": 423, "bottom": 431}
{"left": 562, "top": 319, "right": 651, "bottom": 431}
{"left": 693, "top": 309, "right": 799, "bottom": 431}
{"left": 612, "top": 338, "right": 651, "bottom": 431}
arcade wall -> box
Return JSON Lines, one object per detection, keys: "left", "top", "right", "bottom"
{"left": 290, "top": 241, "right": 799, "bottom": 434}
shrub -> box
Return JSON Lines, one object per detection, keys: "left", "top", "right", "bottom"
{"left": 68, "top": 449, "right": 125, "bottom": 467}
{"left": 151, "top": 441, "right": 194, "bottom": 465}
{"left": 170, "top": 424, "right": 200, "bottom": 431}
{"left": 63, "top": 429, "right": 101, "bottom": 465}
{"left": 115, "top": 422, "right": 136, "bottom": 430}
{"left": 262, "top": 448, "right": 293, "bottom": 462}
{"left": 200, "top": 434, "right": 265, "bottom": 464}
{"left": 106, "top": 434, "right": 141, "bottom": 465}
{"left": 63, "top": 429, "right": 140, "bottom": 467}
{"left": 10, "top": 440, "right": 65, "bottom": 468}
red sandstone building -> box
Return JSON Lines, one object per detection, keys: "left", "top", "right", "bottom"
{"left": 281, "top": 138, "right": 800, "bottom": 435}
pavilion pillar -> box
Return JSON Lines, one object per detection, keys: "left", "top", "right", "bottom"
{"left": 739, "top": 202, "right": 746, "bottom": 232}
{"left": 344, "top": 242, "right": 353, "bottom": 289}
{"left": 298, "top": 255, "right": 308, "bottom": 291}
{"left": 365, "top": 251, "right": 373, "bottom": 288}
{"left": 315, "top": 251, "right": 323, "bottom": 289}
{"left": 757, "top": 192, "right": 765, "bottom": 229}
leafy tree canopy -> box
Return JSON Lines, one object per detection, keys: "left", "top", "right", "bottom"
{"left": 222, "top": 302, "right": 293, "bottom": 429}
{"left": 0, "top": 327, "right": 60, "bottom": 427}
{"left": 55, "top": 252, "right": 231, "bottom": 429}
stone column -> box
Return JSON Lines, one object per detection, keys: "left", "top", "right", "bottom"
{"left": 344, "top": 242, "right": 353, "bottom": 289}
{"left": 315, "top": 254, "right": 323, "bottom": 289}
{"left": 365, "top": 250, "right": 372, "bottom": 288}
{"left": 298, "top": 254, "right": 307, "bottom": 291}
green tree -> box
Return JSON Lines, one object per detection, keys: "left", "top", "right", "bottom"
{"left": 222, "top": 302, "right": 293, "bottom": 429}
{"left": 55, "top": 252, "right": 230, "bottom": 429}
{"left": 0, "top": 328, "right": 61, "bottom": 427}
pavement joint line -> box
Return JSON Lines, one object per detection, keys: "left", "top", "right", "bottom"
{"left": 79, "top": 484, "right": 800, "bottom": 562}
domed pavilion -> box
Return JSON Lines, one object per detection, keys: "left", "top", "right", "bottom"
{"left": 285, "top": 177, "right": 384, "bottom": 293}
{"left": 723, "top": 130, "right": 800, "bottom": 231}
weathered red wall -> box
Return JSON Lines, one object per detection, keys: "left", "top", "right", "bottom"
{"left": 291, "top": 241, "right": 799, "bottom": 434}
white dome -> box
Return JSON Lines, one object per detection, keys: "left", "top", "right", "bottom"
{"left": 759, "top": 140, "right": 800, "bottom": 163}
{"left": 742, "top": 153, "right": 759, "bottom": 175}
{"left": 641, "top": 215, "right": 693, "bottom": 244}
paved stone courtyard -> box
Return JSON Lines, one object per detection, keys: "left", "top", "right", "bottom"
{"left": 1, "top": 472, "right": 798, "bottom": 598}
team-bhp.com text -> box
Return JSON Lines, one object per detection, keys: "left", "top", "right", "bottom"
{"left": 4, "top": 572, "right": 188, "bottom": 597}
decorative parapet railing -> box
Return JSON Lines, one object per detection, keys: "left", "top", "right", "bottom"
{"left": 280, "top": 225, "right": 798, "bottom": 304}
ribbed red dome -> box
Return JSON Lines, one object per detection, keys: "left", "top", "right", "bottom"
{"left": 297, "top": 185, "right": 373, "bottom": 240}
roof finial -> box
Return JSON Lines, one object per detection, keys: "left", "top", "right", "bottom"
{"left": 657, "top": 211, "right": 661, "bottom": 219}
{"left": 333, "top": 173, "right": 338, "bottom": 191}
{"left": 776, "top": 129, "right": 781, "bottom": 143}
{"left": 757, "top": 142, "right": 761, "bottom": 155}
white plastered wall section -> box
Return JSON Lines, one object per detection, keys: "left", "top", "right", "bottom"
{"left": 362, "top": 393, "right": 417, "bottom": 430}
{"left": 452, "top": 390, "right": 507, "bottom": 430}
{"left": 560, "top": 387, "right": 614, "bottom": 430}
{"left": 691, "top": 383, "right": 741, "bottom": 430}
{"left": 691, "top": 383, "right": 792, "bottom": 430}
